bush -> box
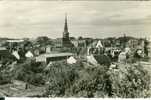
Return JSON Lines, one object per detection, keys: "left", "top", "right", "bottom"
{"left": 3, "top": 56, "right": 149, "bottom": 98}
{"left": 11, "top": 59, "right": 45, "bottom": 86}
{"left": 65, "top": 65, "right": 110, "bottom": 97}
{"left": 44, "top": 61, "right": 111, "bottom": 97}
{"left": 108, "top": 63, "right": 151, "bottom": 98}
{"left": 44, "top": 61, "right": 79, "bottom": 97}
{"left": 45, "top": 61, "right": 151, "bottom": 98}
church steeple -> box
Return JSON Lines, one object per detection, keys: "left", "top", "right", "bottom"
{"left": 63, "top": 13, "right": 69, "bottom": 39}
{"left": 62, "top": 13, "right": 73, "bottom": 47}
{"left": 64, "top": 13, "right": 68, "bottom": 33}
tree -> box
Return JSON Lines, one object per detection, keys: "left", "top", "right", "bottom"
{"left": 36, "top": 36, "right": 52, "bottom": 46}
{"left": 11, "top": 59, "right": 45, "bottom": 86}
{"left": 78, "top": 36, "right": 83, "bottom": 40}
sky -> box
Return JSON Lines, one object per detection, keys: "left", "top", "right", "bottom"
{"left": 0, "top": 1, "right": 151, "bottom": 39}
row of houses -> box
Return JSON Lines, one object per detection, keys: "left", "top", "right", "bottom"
{"left": 1, "top": 38, "right": 89, "bottom": 66}
{"left": 0, "top": 36, "right": 150, "bottom": 66}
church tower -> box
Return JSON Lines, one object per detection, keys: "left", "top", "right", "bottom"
{"left": 62, "top": 14, "right": 73, "bottom": 47}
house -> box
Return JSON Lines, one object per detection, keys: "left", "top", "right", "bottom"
{"left": 52, "top": 38, "right": 62, "bottom": 48}
{"left": 87, "top": 40, "right": 104, "bottom": 55}
{"left": 6, "top": 39, "right": 24, "bottom": 43}
{"left": 25, "top": 51, "right": 34, "bottom": 58}
{"left": 36, "top": 52, "right": 73, "bottom": 64}
{"left": 46, "top": 45, "right": 52, "bottom": 53}
{"left": 0, "top": 47, "right": 10, "bottom": 61}
{"left": 71, "top": 39, "right": 87, "bottom": 48}
{"left": 33, "top": 48, "right": 40, "bottom": 56}
{"left": 6, "top": 39, "right": 24, "bottom": 52}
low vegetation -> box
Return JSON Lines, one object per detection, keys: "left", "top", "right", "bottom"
{"left": 44, "top": 61, "right": 151, "bottom": 97}
{"left": 0, "top": 57, "right": 150, "bottom": 97}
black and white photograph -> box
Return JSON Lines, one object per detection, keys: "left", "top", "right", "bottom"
{"left": 0, "top": 0, "right": 151, "bottom": 98}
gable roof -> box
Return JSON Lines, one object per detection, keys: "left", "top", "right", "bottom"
{"left": 96, "top": 40, "right": 103, "bottom": 48}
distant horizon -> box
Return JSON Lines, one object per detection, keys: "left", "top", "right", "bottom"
{"left": 0, "top": 33, "right": 149, "bottom": 40}
{"left": 0, "top": 1, "right": 151, "bottom": 39}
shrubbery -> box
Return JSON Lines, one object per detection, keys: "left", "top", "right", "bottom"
{"left": 44, "top": 61, "right": 151, "bottom": 98}
{"left": 44, "top": 61, "right": 80, "bottom": 97}
{"left": 1, "top": 57, "right": 150, "bottom": 98}
{"left": 64, "top": 65, "right": 111, "bottom": 97}
{"left": 11, "top": 59, "right": 46, "bottom": 86}
{"left": 108, "top": 63, "right": 150, "bottom": 98}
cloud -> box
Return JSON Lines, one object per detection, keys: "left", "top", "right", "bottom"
{"left": 0, "top": 1, "right": 151, "bottom": 38}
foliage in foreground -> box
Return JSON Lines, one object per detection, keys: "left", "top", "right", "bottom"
{"left": 108, "top": 63, "right": 151, "bottom": 98}
{"left": 11, "top": 59, "right": 46, "bottom": 86}
{"left": 0, "top": 58, "right": 150, "bottom": 98}
{"left": 44, "top": 61, "right": 151, "bottom": 98}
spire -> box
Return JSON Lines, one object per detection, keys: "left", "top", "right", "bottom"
{"left": 62, "top": 13, "right": 73, "bottom": 47}
{"left": 64, "top": 13, "right": 68, "bottom": 33}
